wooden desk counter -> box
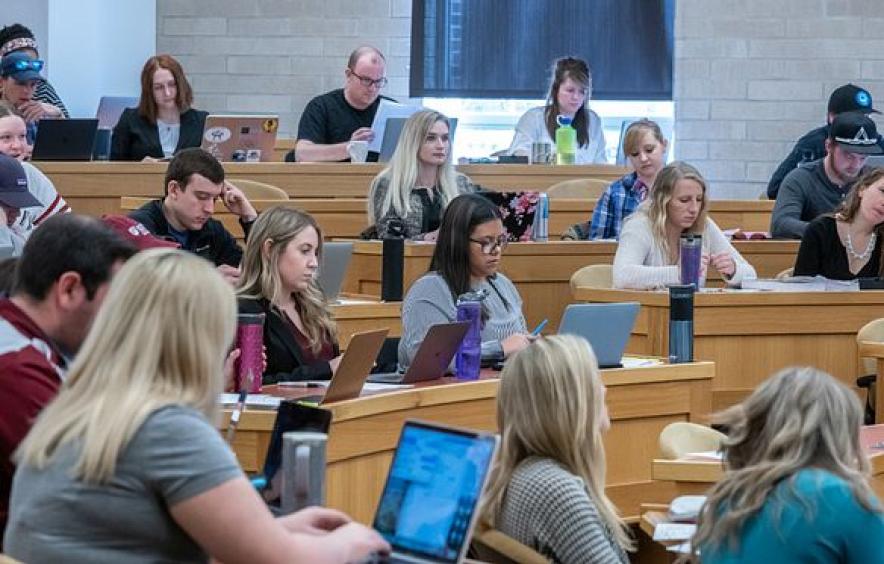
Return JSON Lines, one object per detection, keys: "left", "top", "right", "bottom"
{"left": 344, "top": 240, "right": 798, "bottom": 333}
{"left": 330, "top": 300, "right": 400, "bottom": 349}
{"left": 573, "top": 287, "right": 884, "bottom": 408}
{"left": 221, "top": 361, "right": 714, "bottom": 523}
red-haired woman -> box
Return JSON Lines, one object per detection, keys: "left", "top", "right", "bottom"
{"left": 111, "top": 54, "right": 207, "bottom": 161}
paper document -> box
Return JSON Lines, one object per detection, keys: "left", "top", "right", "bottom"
{"left": 666, "top": 541, "right": 693, "bottom": 554}
{"left": 361, "top": 382, "right": 414, "bottom": 392}
{"left": 741, "top": 276, "right": 858, "bottom": 292}
{"left": 653, "top": 523, "right": 697, "bottom": 542}
{"left": 684, "top": 450, "right": 723, "bottom": 461}
{"left": 218, "top": 393, "right": 281, "bottom": 409}
{"left": 621, "top": 356, "right": 664, "bottom": 368}
{"left": 368, "top": 99, "right": 424, "bottom": 152}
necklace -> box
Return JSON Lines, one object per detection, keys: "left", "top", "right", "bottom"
{"left": 846, "top": 230, "right": 877, "bottom": 261}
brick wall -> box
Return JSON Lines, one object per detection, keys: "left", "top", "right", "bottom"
{"left": 674, "top": 0, "right": 884, "bottom": 198}
{"left": 157, "top": 0, "right": 884, "bottom": 199}
{"left": 156, "top": 0, "right": 412, "bottom": 136}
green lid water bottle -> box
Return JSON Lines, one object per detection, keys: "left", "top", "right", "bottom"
{"left": 555, "top": 115, "right": 576, "bottom": 165}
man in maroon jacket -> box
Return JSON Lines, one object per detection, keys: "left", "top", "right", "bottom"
{"left": 0, "top": 214, "right": 135, "bottom": 545}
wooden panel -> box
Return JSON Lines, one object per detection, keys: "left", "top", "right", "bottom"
{"left": 220, "top": 362, "right": 715, "bottom": 523}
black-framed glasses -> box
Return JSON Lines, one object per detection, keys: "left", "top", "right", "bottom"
{"left": 470, "top": 236, "right": 508, "bottom": 255}
{"left": 9, "top": 59, "right": 43, "bottom": 72}
{"left": 348, "top": 69, "right": 388, "bottom": 89}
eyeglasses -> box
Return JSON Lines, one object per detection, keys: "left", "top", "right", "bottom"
{"left": 470, "top": 236, "right": 508, "bottom": 255}
{"left": 7, "top": 59, "right": 43, "bottom": 72}
{"left": 348, "top": 70, "right": 388, "bottom": 89}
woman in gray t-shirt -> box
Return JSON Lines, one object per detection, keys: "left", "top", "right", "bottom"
{"left": 399, "top": 193, "right": 534, "bottom": 369}
{"left": 5, "top": 249, "right": 388, "bottom": 563}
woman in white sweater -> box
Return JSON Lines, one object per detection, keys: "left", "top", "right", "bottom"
{"left": 613, "top": 161, "right": 756, "bottom": 289}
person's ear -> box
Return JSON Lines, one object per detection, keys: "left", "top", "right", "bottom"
{"left": 261, "top": 238, "right": 274, "bottom": 260}
{"left": 167, "top": 180, "right": 182, "bottom": 199}
{"left": 824, "top": 138, "right": 834, "bottom": 156}
{"left": 54, "top": 271, "right": 86, "bottom": 311}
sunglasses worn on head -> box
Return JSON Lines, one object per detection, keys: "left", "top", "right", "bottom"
{"left": 9, "top": 59, "right": 44, "bottom": 72}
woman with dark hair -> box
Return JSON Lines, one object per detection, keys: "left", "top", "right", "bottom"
{"left": 0, "top": 24, "right": 68, "bottom": 119}
{"left": 506, "top": 57, "right": 606, "bottom": 164}
{"left": 111, "top": 54, "right": 207, "bottom": 161}
{"left": 398, "top": 193, "right": 533, "bottom": 369}
{"left": 794, "top": 167, "right": 884, "bottom": 280}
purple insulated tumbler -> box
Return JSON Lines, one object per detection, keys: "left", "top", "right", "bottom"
{"left": 679, "top": 234, "right": 703, "bottom": 289}
{"left": 455, "top": 291, "right": 484, "bottom": 381}
{"left": 235, "top": 313, "right": 265, "bottom": 393}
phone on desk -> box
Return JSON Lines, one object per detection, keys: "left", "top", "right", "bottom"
{"left": 260, "top": 401, "right": 332, "bottom": 508}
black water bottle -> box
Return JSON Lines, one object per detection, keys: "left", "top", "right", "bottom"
{"left": 669, "top": 285, "right": 694, "bottom": 363}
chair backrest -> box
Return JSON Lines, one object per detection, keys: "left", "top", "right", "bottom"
{"left": 546, "top": 178, "right": 609, "bottom": 200}
{"left": 471, "top": 528, "right": 548, "bottom": 564}
{"left": 858, "top": 318, "right": 884, "bottom": 374}
{"left": 228, "top": 178, "right": 289, "bottom": 200}
{"left": 569, "top": 264, "right": 614, "bottom": 293}
{"left": 658, "top": 422, "right": 726, "bottom": 460}
{"left": 775, "top": 267, "right": 794, "bottom": 280}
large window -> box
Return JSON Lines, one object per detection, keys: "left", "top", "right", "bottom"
{"left": 411, "top": 0, "right": 675, "bottom": 100}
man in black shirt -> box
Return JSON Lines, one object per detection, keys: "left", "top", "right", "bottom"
{"left": 767, "top": 83, "right": 883, "bottom": 199}
{"left": 293, "top": 46, "right": 393, "bottom": 162}
{"left": 129, "top": 148, "right": 257, "bottom": 285}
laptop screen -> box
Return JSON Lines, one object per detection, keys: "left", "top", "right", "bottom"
{"left": 373, "top": 421, "right": 498, "bottom": 562}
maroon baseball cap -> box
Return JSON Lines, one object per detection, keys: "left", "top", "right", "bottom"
{"left": 101, "top": 215, "right": 180, "bottom": 251}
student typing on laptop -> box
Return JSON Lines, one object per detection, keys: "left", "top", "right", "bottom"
{"left": 368, "top": 110, "right": 474, "bottom": 241}
{"left": 237, "top": 207, "right": 343, "bottom": 384}
{"left": 399, "top": 194, "right": 534, "bottom": 370}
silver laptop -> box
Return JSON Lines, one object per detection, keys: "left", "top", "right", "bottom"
{"left": 558, "top": 302, "right": 640, "bottom": 368}
{"left": 367, "top": 322, "right": 469, "bottom": 384}
{"left": 379, "top": 117, "right": 458, "bottom": 162}
{"left": 317, "top": 242, "right": 353, "bottom": 302}
{"left": 96, "top": 96, "right": 139, "bottom": 129}
{"left": 372, "top": 420, "right": 499, "bottom": 563}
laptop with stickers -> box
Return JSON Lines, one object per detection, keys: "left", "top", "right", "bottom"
{"left": 200, "top": 115, "right": 279, "bottom": 162}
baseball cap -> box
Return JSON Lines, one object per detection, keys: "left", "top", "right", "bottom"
{"left": 101, "top": 215, "right": 180, "bottom": 251}
{"left": 0, "top": 153, "right": 40, "bottom": 208}
{"left": 829, "top": 112, "right": 883, "bottom": 155}
{"left": 0, "top": 51, "right": 43, "bottom": 81}
{"left": 828, "top": 84, "right": 879, "bottom": 115}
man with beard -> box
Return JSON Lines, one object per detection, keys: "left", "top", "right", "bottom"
{"left": 771, "top": 112, "right": 883, "bottom": 239}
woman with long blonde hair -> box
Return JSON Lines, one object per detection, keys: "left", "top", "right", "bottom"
{"left": 612, "top": 161, "right": 755, "bottom": 289}
{"left": 238, "top": 206, "right": 340, "bottom": 383}
{"left": 693, "top": 367, "right": 884, "bottom": 562}
{"left": 368, "top": 109, "right": 473, "bottom": 240}
{"left": 5, "top": 249, "right": 388, "bottom": 562}
{"left": 479, "top": 335, "right": 633, "bottom": 563}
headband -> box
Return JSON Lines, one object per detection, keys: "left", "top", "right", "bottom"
{"left": 0, "top": 38, "right": 39, "bottom": 57}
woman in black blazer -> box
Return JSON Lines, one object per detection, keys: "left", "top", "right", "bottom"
{"left": 111, "top": 54, "right": 207, "bottom": 161}
{"left": 237, "top": 207, "right": 342, "bottom": 384}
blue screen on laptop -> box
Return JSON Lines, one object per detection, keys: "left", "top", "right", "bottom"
{"left": 373, "top": 424, "right": 496, "bottom": 561}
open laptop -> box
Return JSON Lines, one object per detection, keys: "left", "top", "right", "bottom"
{"left": 557, "top": 302, "right": 640, "bottom": 369}
{"left": 379, "top": 117, "right": 458, "bottom": 163}
{"left": 367, "top": 322, "right": 469, "bottom": 384}
{"left": 31, "top": 118, "right": 99, "bottom": 161}
{"left": 201, "top": 114, "right": 279, "bottom": 162}
{"left": 372, "top": 420, "right": 499, "bottom": 563}
{"left": 95, "top": 96, "right": 138, "bottom": 129}
{"left": 317, "top": 242, "right": 353, "bottom": 302}
{"left": 293, "top": 328, "right": 388, "bottom": 405}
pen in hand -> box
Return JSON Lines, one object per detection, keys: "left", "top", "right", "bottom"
{"left": 226, "top": 388, "right": 247, "bottom": 444}
{"left": 530, "top": 319, "right": 548, "bottom": 337}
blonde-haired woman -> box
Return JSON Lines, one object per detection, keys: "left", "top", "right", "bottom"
{"left": 5, "top": 250, "right": 388, "bottom": 563}
{"left": 612, "top": 161, "right": 756, "bottom": 289}
{"left": 368, "top": 109, "right": 473, "bottom": 240}
{"left": 693, "top": 367, "right": 884, "bottom": 562}
{"left": 479, "top": 335, "right": 633, "bottom": 563}
{"left": 238, "top": 207, "right": 341, "bottom": 384}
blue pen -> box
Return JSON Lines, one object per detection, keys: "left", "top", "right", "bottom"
{"left": 530, "top": 319, "right": 548, "bottom": 336}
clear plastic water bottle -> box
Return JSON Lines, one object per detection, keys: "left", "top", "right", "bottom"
{"left": 555, "top": 115, "right": 577, "bottom": 165}
{"left": 455, "top": 289, "right": 486, "bottom": 380}
{"left": 532, "top": 192, "right": 549, "bottom": 242}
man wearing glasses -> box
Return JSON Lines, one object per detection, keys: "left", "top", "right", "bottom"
{"left": 0, "top": 51, "right": 64, "bottom": 145}
{"left": 293, "top": 45, "right": 393, "bottom": 162}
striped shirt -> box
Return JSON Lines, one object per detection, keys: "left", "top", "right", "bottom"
{"left": 398, "top": 271, "right": 526, "bottom": 368}
{"left": 498, "top": 457, "right": 629, "bottom": 564}
{"left": 34, "top": 79, "right": 69, "bottom": 118}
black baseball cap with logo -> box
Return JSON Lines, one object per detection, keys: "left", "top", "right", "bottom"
{"left": 0, "top": 153, "right": 40, "bottom": 208}
{"left": 828, "top": 84, "right": 880, "bottom": 115}
{"left": 829, "top": 112, "right": 883, "bottom": 155}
